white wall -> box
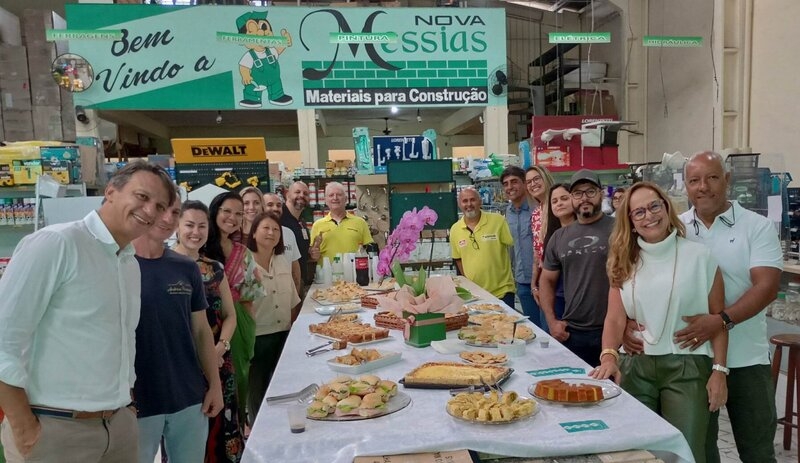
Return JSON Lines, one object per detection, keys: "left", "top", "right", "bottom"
{"left": 645, "top": 0, "right": 715, "bottom": 162}
{"left": 750, "top": 0, "right": 798, "bottom": 183}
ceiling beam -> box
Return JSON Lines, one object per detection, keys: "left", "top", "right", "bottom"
{"left": 439, "top": 107, "right": 484, "bottom": 135}
{"left": 97, "top": 110, "right": 170, "bottom": 140}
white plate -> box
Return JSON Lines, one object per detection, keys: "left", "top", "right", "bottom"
{"left": 528, "top": 377, "right": 622, "bottom": 406}
{"left": 464, "top": 303, "right": 506, "bottom": 314}
{"left": 314, "top": 304, "right": 364, "bottom": 316}
{"left": 307, "top": 391, "right": 411, "bottom": 422}
{"left": 446, "top": 397, "right": 539, "bottom": 425}
{"left": 468, "top": 313, "right": 528, "bottom": 325}
{"left": 314, "top": 333, "right": 394, "bottom": 347}
{"left": 327, "top": 350, "right": 402, "bottom": 374}
{"left": 461, "top": 358, "right": 509, "bottom": 367}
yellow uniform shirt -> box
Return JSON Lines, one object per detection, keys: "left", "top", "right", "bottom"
{"left": 449, "top": 211, "right": 515, "bottom": 298}
{"left": 310, "top": 212, "right": 374, "bottom": 261}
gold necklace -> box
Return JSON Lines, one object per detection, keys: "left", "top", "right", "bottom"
{"left": 631, "top": 235, "right": 679, "bottom": 345}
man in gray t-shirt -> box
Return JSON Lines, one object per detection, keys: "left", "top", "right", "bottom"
{"left": 540, "top": 169, "right": 614, "bottom": 367}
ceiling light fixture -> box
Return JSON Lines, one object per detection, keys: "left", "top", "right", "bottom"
{"left": 390, "top": 106, "right": 399, "bottom": 114}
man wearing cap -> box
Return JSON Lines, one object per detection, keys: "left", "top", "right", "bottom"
{"left": 539, "top": 169, "right": 615, "bottom": 366}
{"left": 236, "top": 11, "right": 293, "bottom": 108}
{"left": 450, "top": 188, "right": 516, "bottom": 308}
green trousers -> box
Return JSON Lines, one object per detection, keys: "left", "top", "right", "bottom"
{"left": 230, "top": 302, "right": 256, "bottom": 427}
{"left": 620, "top": 353, "right": 713, "bottom": 463}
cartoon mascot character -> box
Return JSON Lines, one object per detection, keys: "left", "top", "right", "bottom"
{"left": 236, "top": 11, "right": 293, "bottom": 108}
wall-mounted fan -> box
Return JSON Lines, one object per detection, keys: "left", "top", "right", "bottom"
{"left": 489, "top": 65, "right": 509, "bottom": 96}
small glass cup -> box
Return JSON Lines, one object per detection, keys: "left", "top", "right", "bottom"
{"left": 287, "top": 403, "right": 306, "bottom": 434}
{"left": 539, "top": 337, "right": 550, "bottom": 349}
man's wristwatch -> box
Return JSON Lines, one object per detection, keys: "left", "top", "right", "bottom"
{"left": 712, "top": 363, "right": 730, "bottom": 375}
{"left": 720, "top": 311, "right": 735, "bottom": 331}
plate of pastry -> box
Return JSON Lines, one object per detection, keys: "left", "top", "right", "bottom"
{"left": 528, "top": 377, "right": 622, "bottom": 406}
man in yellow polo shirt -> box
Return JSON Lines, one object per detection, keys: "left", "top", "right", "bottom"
{"left": 450, "top": 188, "right": 516, "bottom": 308}
{"left": 311, "top": 181, "right": 373, "bottom": 260}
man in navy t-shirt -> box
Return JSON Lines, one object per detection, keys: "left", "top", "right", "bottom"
{"left": 132, "top": 196, "right": 223, "bottom": 463}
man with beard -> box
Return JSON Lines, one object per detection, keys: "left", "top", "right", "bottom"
{"left": 450, "top": 188, "right": 516, "bottom": 308}
{"left": 539, "top": 169, "right": 614, "bottom": 366}
{"left": 280, "top": 181, "right": 320, "bottom": 298}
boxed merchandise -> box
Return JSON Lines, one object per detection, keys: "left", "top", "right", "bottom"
{"left": 0, "top": 163, "right": 13, "bottom": 186}
{"left": 563, "top": 89, "right": 617, "bottom": 116}
{"left": 12, "top": 158, "right": 42, "bottom": 184}
{"left": 0, "top": 45, "right": 29, "bottom": 80}
{"left": 40, "top": 145, "right": 81, "bottom": 184}
{"left": 1, "top": 110, "right": 34, "bottom": 142}
{"left": 0, "top": 78, "right": 32, "bottom": 111}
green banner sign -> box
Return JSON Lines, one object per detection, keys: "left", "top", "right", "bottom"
{"left": 65, "top": 5, "right": 507, "bottom": 111}
{"left": 46, "top": 29, "right": 123, "bottom": 41}
{"left": 643, "top": 35, "right": 703, "bottom": 47}
{"left": 549, "top": 32, "right": 610, "bottom": 44}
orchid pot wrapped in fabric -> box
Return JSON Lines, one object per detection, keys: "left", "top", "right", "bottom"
{"left": 373, "top": 207, "right": 467, "bottom": 346}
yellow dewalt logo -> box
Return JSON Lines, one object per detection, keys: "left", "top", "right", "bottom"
{"left": 190, "top": 145, "right": 248, "bottom": 157}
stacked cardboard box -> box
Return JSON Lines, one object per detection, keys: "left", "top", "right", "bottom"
{"left": 22, "top": 9, "right": 62, "bottom": 141}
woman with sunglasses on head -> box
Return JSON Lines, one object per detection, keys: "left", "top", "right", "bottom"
{"left": 538, "top": 183, "right": 576, "bottom": 325}
{"left": 239, "top": 186, "right": 265, "bottom": 244}
{"left": 246, "top": 212, "right": 300, "bottom": 423}
{"left": 205, "top": 192, "right": 265, "bottom": 432}
{"left": 590, "top": 182, "right": 728, "bottom": 462}
{"left": 173, "top": 201, "right": 244, "bottom": 462}
{"left": 525, "top": 166, "right": 554, "bottom": 329}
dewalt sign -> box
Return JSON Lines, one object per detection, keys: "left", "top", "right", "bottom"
{"left": 171, "top": 138, "right": 266, "bottom": 164}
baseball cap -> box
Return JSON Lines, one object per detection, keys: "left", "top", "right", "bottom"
{"left": 569, "top": 169, "right": 602, "bottom": 191}
{"left": 236, "top": 11, "right": 269, "bottom": 32}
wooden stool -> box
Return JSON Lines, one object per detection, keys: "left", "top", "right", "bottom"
{"left": 771, "top": 333, "right": 800, "bottom": 452}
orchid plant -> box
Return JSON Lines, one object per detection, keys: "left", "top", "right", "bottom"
{"left": 377, "top": 206, "right": 438, "bottom": 297}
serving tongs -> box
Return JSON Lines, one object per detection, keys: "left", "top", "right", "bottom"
{"left": 305, "top": 339, "right": 348, "bottom": 357}
{"left": 265, "top": 383, "right": 319, "bottom": 404}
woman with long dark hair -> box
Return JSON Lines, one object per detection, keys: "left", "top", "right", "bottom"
{"left": 205, "top": 192, "right": 264, "bottom": 431}
{"left": 538, "top": 183, "right": 576, "bottom": 323}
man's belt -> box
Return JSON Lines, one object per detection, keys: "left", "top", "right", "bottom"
{"left": 30, "top": 405, "right": 119, "bottom": 420}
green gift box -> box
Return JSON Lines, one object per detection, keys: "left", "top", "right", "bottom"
{"left": 403, "top": 311, "right": 446, "bottom": 348}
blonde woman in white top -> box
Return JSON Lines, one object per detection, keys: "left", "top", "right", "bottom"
{"left": 246, "top": 212, "right": 300, "bottom": 422}
{"left": 591, "top": 182, "right": 727, "bottom": 463}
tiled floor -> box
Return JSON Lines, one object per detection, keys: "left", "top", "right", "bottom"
{"left": 720, "top": 371, "right": 797, "bottom": 463}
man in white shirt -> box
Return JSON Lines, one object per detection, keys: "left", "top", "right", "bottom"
{"left": 0, "top": 163, "right": 175, "bottom": 462}
{"left": 625, "top": 151, "right": 782, "bottom": 463}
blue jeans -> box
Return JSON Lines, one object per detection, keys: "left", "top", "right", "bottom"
{"left": 137, "top": 403, "right": 207, "bottom": 463}
{"left": 516, "top": 283, "right": 546, "bottom": 330}
{"left": 500, "top": 292, "right": 516, "bottom": 310}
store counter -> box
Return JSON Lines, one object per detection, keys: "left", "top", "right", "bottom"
{"left": 243, "top": 280, "right": 693, "bottom": 463}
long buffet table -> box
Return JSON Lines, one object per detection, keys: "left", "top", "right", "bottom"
{"left": 243, "top": 279, "right": 694, "bottom": 463}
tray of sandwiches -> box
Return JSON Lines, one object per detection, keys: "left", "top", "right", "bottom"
{"left": 309, "top": 317, "right": 391, "bottom": 345}
{"left": 528, "top": 378, "right": 622, "bottom": 406}
{"left": 459, "top": 351, "right": 508, "bottom": 366}
{"left": 446, "top": 390, "right": 538, "bottom": 424}
{"left": 400, "top": 362, "right": 513, "bottom": 389}
{"left": 458, "top": 323, "right": 536, "bottom": 348}
{"left": 327, "top": 349, "right": 402, "bottom": 374}
{"left": 311, "top": 281, "right": 369, "bottom": 305}
{"left": 314, "top": 303, "right": 363, "bottom": 316}
{"left": 464, "top": 303, "right": 506, "bottom": 314}
{"left": 467, "top": 313, "right": 528, "bottom": 326}
{"left": 306, "top": 374, "right": 410, "bottom": 421}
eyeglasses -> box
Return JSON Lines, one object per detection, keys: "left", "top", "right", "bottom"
{"left": 612, "top": 195, "right": 624, "bottom": 203}
{"left": 469, "top": 232, "right": 479, "bottom": 250}
{"left": 629, "top": 200, "right": 665, "bottom": 221}
{"left": 571, "top": 188, "right": 600, "bottom": 200}
{"left": 526, "top": 176, "right": 543, "bottom": 186}
{"left": 219, "top": 207, "right": 244, "bottom": 218}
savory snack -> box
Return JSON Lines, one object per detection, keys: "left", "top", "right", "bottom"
{"left": 447, "top": 390, "right": 536, "bottom": 423}
{"left": 403, "top": 362, "right": 509, "bottom": 387}
{"left": 459, "top": 351, "right": 508, "bottom": 365}
{"left": 458, "top": 323, "right": 534, "bottom": 345}
{"left": 309, "top": 319, "right": 390, "bottom": 344}
{"left": 464, "top": 303, "right": 505, "bottom": 313}
{"left": 533, "top": 379, "right": 605, "bottom": 403}
{"left": 313, "top": 281, "right": 368, "bottom": 303}
{"left": 307, "top": 376, "right": 399, "bottom": 419}
{"left": 333, "top": 348, "right": 383, "bottom": 366}
{"left": 468, "top": 313, "right": 525, "bottom": 326}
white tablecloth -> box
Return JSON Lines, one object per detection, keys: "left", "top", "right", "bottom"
{"left": 243, "top": 280, "right": 694, "bottom": 463}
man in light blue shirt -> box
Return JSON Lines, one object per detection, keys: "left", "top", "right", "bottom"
{"left": 0, "top": 163, "right": 175, "bottom": 462}
{"left": 501, "top": 166, "right": 542, "bottom": 327}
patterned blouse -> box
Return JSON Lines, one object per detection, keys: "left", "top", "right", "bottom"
{"left": 531, "top": 205, "right": 544, "bottom": 266}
